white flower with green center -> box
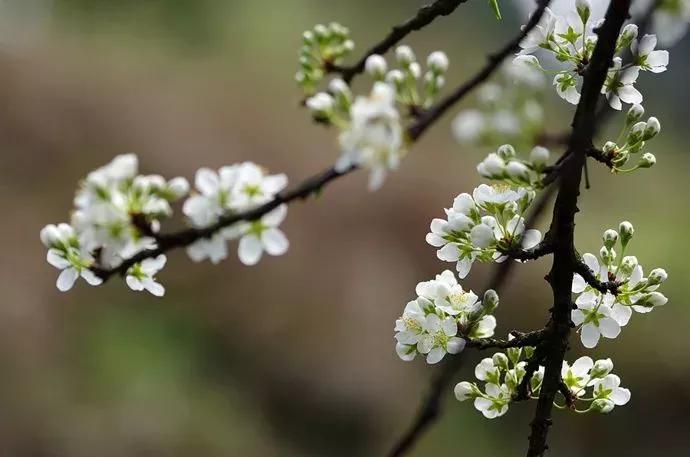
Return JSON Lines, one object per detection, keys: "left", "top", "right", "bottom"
{"left": 602, "top": 57, "right": 643, "bottom": 110}
{"left": 126, "top": 254, "right": 167, "bottom": 297}
{"left": 336, "top": 82, "right": 403, "bottom": 191}
{"left": 632, "top": 34, "right": 669, "bottom": 73}
{"left": 475, "top": 358, "right": 501, "bottom": 384}
{"left": 561, "top": 356, "right": 593, "bottom": 397}
{"left": 417, "top": 314, "right": 465, "bottom": 364}
{"left": 435, "top": 283, "right": 480, "bottom": 316}
{"left": 41, "top": 223, "right": 103, "bottom": 292}
{"left": 231, "top": 162, "right": 288, "bottom": 210}
{"left": 572, "top": 292, "right": 621, "bottom": 348}
{"left": 237, "top": 204, "right": 289, "bottom": 266}
{"left": 474, "top": 383, "right": 511, "bottom": 419}
{"left": 591, "top": 374, "right": 631, "bottom": 413}
{"left": 518, "top": 7, "right": 558, "bottom": 54}
{"left": 472, "top": 183, "right": 523, "bottom": 209}
{"left": 183, "top": 166, "right": 240, "bottom": 228}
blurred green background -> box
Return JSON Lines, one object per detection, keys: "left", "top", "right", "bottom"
{"left": 0, "top": 0, "right": 688, "bottom": 456}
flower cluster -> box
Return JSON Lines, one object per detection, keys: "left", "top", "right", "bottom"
{"left": 395, "top": 270, "right": 499, "bottom": 364}
{"left": 572, "top": 221, "right": 668, "bottom": 348}
{"left": 453, "top": 62, "right": 546, "bottom": 149}
{"left": 296, "top": 22, "right": 354, "bottom": 96}
{"left": 518, "top": 1, "right": 669, "bottom": 109}
{"left": 596, "top": 104, "right": 661, "bottom": 172}
{"left": 305, "top": 45, "right": 450, "bottom": 190}
{"left": 183, "top": 162, "right": 289, "bottom": 266}
{"left": 476, "top": 144, "right": 551, "bottom": 189}
{"left": 40, "top": 155, "right": 290, "bottom": 295}
{"left": 455, "top": 353, "right": 631, "bottom": 418}
{"left": 426, "top": 184, "right": 542, "bottom": 279}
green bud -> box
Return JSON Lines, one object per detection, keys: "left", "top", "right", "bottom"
{"left": 639, "top": 152, "right": 656, "bottom": 169}
{"left": 648, "top": 268, "right": 668, "bottom": 285}
{"left": 620, "top": 256, "right": 638, "bottom": 276}
{"left": 600, "top": 247, "right": 616, "bottom": 265}
{"left": 592, "top": 398, "right": 614, "bottom": 413}
{"left": 590, "top": 359, "right": 613, "bottom": 378}
{"left": 619, "top": 221, "right": 634, "bottom": 246}
{"left": 482, "top": 289, "right": 500, "bottom": 313}
{"left": 603, "top": 141, "right": 618, "bottom": 154}
{"left": 603, "top": 229, "right": 618, "bottom": 248}
{"left": 643, "top": 117, "right": 661, "bottom": 140}
{"left": 626, "top": 104, "right": 645, "bottom": 125}
{"left": 493, "top": 353, "right": 510, "bottom": 371}
{"left": 497, "top": 144, "right": 516, "bottom": 160}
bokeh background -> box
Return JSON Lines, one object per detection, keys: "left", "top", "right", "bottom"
{"left": 1, "top": 0, "right": 688, "bottom": 456}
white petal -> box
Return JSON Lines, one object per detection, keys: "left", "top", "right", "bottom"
{"left": 521, "top": 229, "right": 541, "bottom": 249}
{"left": 572, "top": 356, "right": 594, "bottom": 376}
{"left": 238, "top": 235, "right": 263, "bottom": 265}
{"left": 126, "top": 275, "right": 144, "bottom": 291}
{"left": 57, "top": 268, "right": 79, "bottom": 292}
{"left": 572, "top": 274, "right": 586, "bottom": 293}
{"left": 81, "top": 269, "right": 103, "bottom": 286}
{"left": 572, "top": 309, "right": 586, "bottom": 326}
{"left": 195, "top": 168, "right": 220, "bottom": 195}
{"left": 447, "top": 337, "right": 466, "bottom": 355}
{"left": 581, "top": 323, "right": 601, "bottom": 348}
{"left": 263, "top": 204, "right": 288, "bottom": 227}
{"left": 426, "top": 233, "right": 446, "bottom": 247}
{"left": 261, "top": 228, "right": 289, "bottom": 256}
{"left": 142, "top": 278, "right": 165, "bottom": 297}
{"left": 610, "top": 303, "right": 632, "bottom": 326}
{"left": 618, "top": 85, "right": 643, "bottom": 104}
{"left": 47, "top": 249, "right": 71, "bottom": 269}
{"left": 611, "top": 387, "right": 631, "bottom": 405}
{"left": 437, "top": 243, "right": 460, "bottom": 262}
{"left": 583, "top": 253, "right": 599, "bottom": 275}
{"left": 599, "top": 317, "right": 621, "bottom": 339}
{"left": 456, "top": 256, "right": 473, "bottom": 279}
{"left": 426, "top": 347, "right": 446, "bottom": 364}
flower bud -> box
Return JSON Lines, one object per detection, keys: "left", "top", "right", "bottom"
{"left": 365, "top": 54, "right": 387, "bottom": 79}
{"left": 629, "top": 121, "right": 646, "bottom": 143}
{"left": 590, "top": 358, "right": 614, "bottom": 378}
{"left": 507, "top": 161, "right": 530, "bottom": 179}
{"left": 492, "top": 353, "right": 510, "bottom": 371}
{"left": 482, "top": 289, "right": 500, "bottom": 313}
{"left": 497, "top": 144, "right": 516, "bottom": 160}
{"left": 639, "top": 152, "right": 656, "bottom": 169}
{"left": 530, "top": 146, "right": 550, "bottom": 165}
{"left": 328, "top": 78, "right": 350, "bottom": 96}
{"left": 395, "top": 45, "right": 416, "bottom": 65}
{"left": 620, "top": 256, "right": 638, "bottom": 276}
{"left": 643, "top": 117, "right": 661, "bottom": 140}
{"left": 302, "top": 30, "right": 315, "bottom": 45}
{"left": 600, "top": 247, "right": 616, "bottom": 265}
{"left": 408, "top": 62, "right": 422, "bottom": 79}
{"left": 454, "top": 381, "right": 477, "bottom": 401}
{"left": 427, "top": 51, "right": 449, "bottom": 73}
{"left": 306, "top": 92, "right": 334, "bottom": 115}
{"left": 313, "top": 24, "right": 328, "bottom": 39}
{"left": 648, "top": 268, "right": 668, "bottom": 285}
{"left": 603, "top": 229, "right": 618, "bottom": 248}
{"left": 602, "top": 141, "right": 618, "bottom": 154}
{"left": 40, "top": 224, "right": 62, "bottom": 248}
{"left": 342, "top": 40, "right": 355, "bottom": 52}
{"left": 618, "top": 24, "right": 638, "bottom": 49}
{"left": 648, "top": 291, "right": 668, "bottom": 306}
{"left": 167, "top": 177, "right": 190, "bottom": 200}
{"left": 478, "top": 153, "right": 505, "bottom": 177}
{"left": 619, "top": 221, "right": 634, "bottom": 246}
{"left": 626, "top": 104, "right": 645, "bottom": 125}
{"left": 385, "top": 69, "right": 404, "bottom": 86}
{"left": 576, "top": 0, "right": 591, "bottom": 23}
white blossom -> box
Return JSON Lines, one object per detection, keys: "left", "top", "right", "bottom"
{"left": 126, "top": 255, "right": 167, "bottom": 297}
{"left": 236, "top": 205, "right": 290, "bottom": 266}
{"left": 336, "top": 82, "right": 403, "bottom": 191}
{"left": 417, "top": 314, "right": 466, "bottom": 364}
{"left": 632, "top": 34, "right": 669, "bottom": 73}
{"left": 474, "top": 383, "right": 511, "bottom": 419}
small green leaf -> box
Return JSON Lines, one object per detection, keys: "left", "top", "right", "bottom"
{"left": 489, "top": 0, "right": 502, "bottom": 20}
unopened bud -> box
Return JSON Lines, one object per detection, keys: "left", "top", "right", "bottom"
{"left": 648, "top": 268, "right": 668, "bottom": 285}
{"left": 530, "top": 146, "right": 550, "bottom": 165}
{"left": 643, "top": 117, "right": 661, "bottom": 140}
{"left": 620, "top": 256, "right": 638, "bottom": 275}
{"left": 626, "top": 104, "right": 645, "bottom": 125}
{"left": 497, "top": 144, "right": 516, "bottom": 160}
{"left": 427, "top": 51, "right": 449, "bottom": 73}
{"left": 619, "top": 221, "right": 634, "bottom": 246}
{"left": 395, "top": 45, "right": 416, "bottom": 66}
{"left": 492, "top": 353, "right": 510, "bottom": 371}
{"left": 365, "top": 54, "right": 387, "bottom": 79}
{"left": 639, "top": 152, "right": 656, "bottom": 168}
{"left": 603, "top": 229, "right": 618, "bottom": 248}
{"left": 590, "top": 359, "right": 614, "bottom": 378}
{"left": 483, "top": 289, "right": 499, "bottom": 313}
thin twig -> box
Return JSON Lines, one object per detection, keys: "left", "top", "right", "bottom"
{"left": 331, "top": 0, "right": 471, "bottom": 84}
{"left": 465, "top": 329, "right": 548, "bottom": 350}
{"left": 407, "top": 0, "right": 551, "bottom": 141}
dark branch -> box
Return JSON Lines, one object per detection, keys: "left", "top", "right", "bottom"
{"left": 465, "top": 329, "right": 547, "bottom": 350}
{"left": 332, "top": 0, "right": 471, "bottom": 83}
{"left": 573, "top": 258, "right": 621, "bottom": 295}
{"left": 388, "top": 356, "right": 464, "bottom": 457}
{"left": 407, "top": 0, "right": 551, "bottom": 141}
{"left": 558, "top": 380, "right": 576, "bottom": 408}
{"left": 587, "top": 147, "right": 616, "bottom": 169}
{"left": 515, "top": 343, "right": 547, "bottom": 401}
{"left": 525, "top": 2, "right": 632, "bottom": 456}
{"left": 92, "top": 164, "right": 357, "bottom": 279}
{"left": 502, "top": 239, "right": 554, "bottom": 262}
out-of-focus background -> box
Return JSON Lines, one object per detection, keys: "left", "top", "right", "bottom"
{"left": 1, "top": 1, "right": 688, "bottom": 456}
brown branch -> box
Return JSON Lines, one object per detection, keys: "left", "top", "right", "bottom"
{"left": 465, "top": 329, "right": 548, "bottom": 350}
{"left": 525, "top": 2, "right": 632, "bottom": 456}
{"left": 502, "top": 239, "right": 554, "bottom": 262}
{"left": 331, "top": 0, "right": 471, "bottom": 84}
{"left": 573, "top": 258, "right": 621, "bottom": 295}
{"left": 92, "top": 164, "right": 357, "bottom": 279}
{"left": 407, "top": 0, "right": 551, "bottom": 141}
{"left": 587, "top": 147, "right": 616, "bottom": 169}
